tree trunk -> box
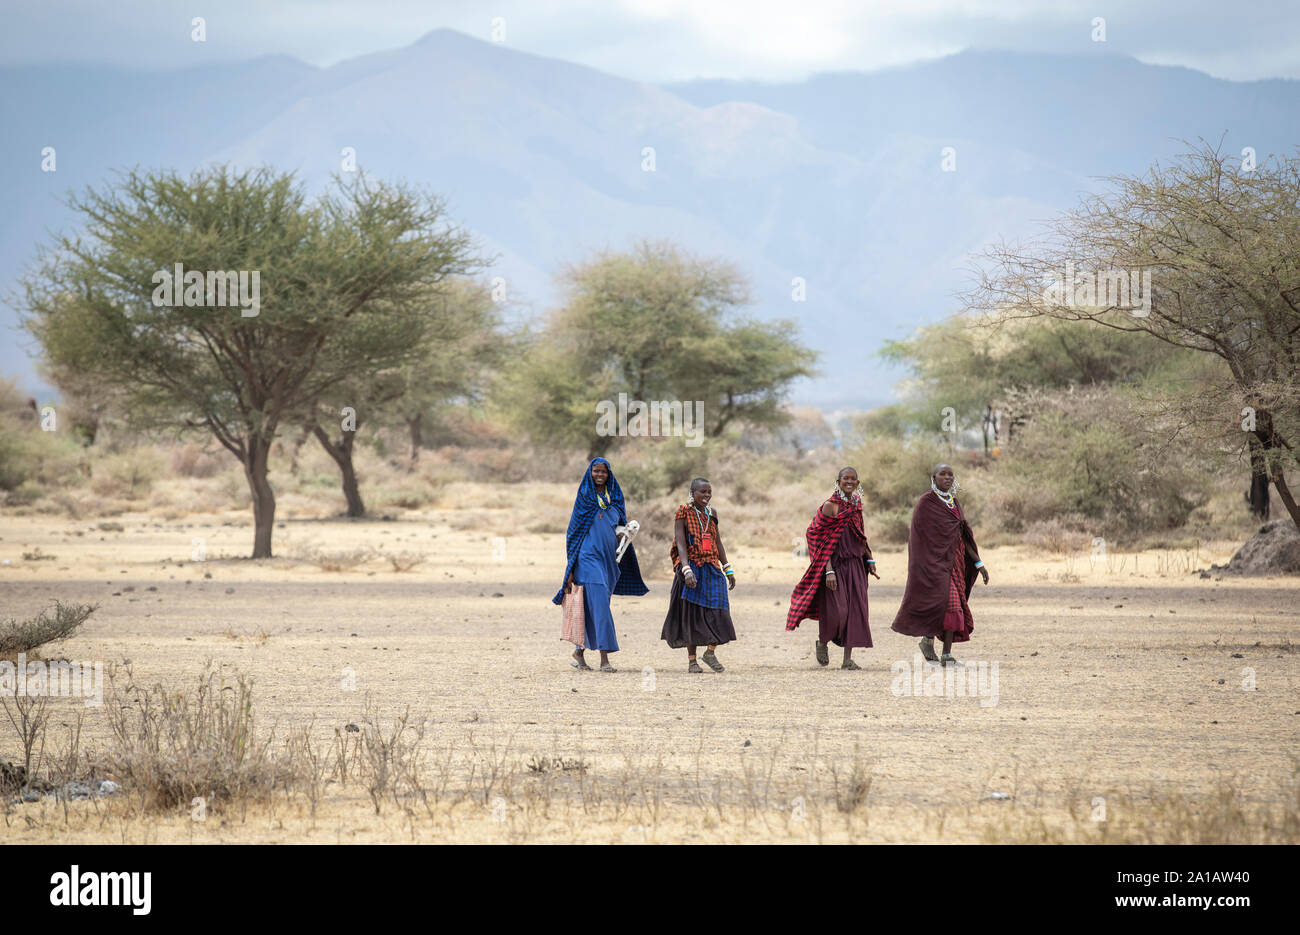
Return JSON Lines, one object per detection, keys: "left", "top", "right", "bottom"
{"left": 289, "top": 424, "right": 312, "bottom": 476}
{"left": 1246, "top": 438, "right": 1270, "bottom": 520}
{"left": 407, "top": 413, "right": 423, "bottom": 472}
{"left": 243, "top": 436, "right": 276, "bottom": 558}
{"left": 313, "top": 424, "right": 366, "bottom": 518}
{"left": 1252, "top": 409, "right": 1300, "bottom": 533}
{"left": 1270, "top": 465, "right": 1300, "bottom": 533}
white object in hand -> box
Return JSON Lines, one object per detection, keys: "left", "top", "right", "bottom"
{"left": 615, "top": 520, "right": 640, "bottom": 562}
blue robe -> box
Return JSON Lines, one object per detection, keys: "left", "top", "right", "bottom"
{"left": 574, "top": 504, "right": 622, "bottom": 651}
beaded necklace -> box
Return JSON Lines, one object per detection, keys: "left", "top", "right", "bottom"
{"left": 595, "top": 487, "right": 609, "bottom": 509}
{"left": 931, "top": 479, "right": 957, "bottom": 509}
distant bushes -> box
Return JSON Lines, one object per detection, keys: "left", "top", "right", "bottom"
{"left": 986, "top": 388, "right": 1208, "bottom": 537}
{"left": 90, "top": 448, "right": 166, "bottom": 499}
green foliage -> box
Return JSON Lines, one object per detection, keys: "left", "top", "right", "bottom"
{"left": 612, "top": 443, "right": 702, "bottom": 502}
{"left": 880, "top": 314, "right": 1189, "bottom": 429}
{"left": 20, "top": 165, "right": 483, "bottom": 555}
{"left": 842, "top": 436, "right": 947, "bottom": 515}
{"left": 497, "top": 241, "right": 816, "bottom": 455}
{"left": 0, "top": 382, "right": 85, "bottom": 494}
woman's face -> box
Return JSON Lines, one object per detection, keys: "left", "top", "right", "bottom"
{"left": 591, "top": 461, "right": 609, "bottom": 487}
{"left": 838, "top": 470, "right": 859, "bottom": 497}
{"left": 692, "top": 482, "right": 712, "bottom": 509}
{"left": 934, "top": 466, "right": 955, "bottom": 492}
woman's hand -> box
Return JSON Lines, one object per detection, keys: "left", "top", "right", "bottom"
{"left": 825, "top": 569, "right": 837, "bottom": 591}
{"left": 682, "top": 567, "right": 697, "bottom": 589}
{"left": 727, "top": 572, "right": 736, "bottom": 591}
{"left": 867, "top": 561, "right": 880, "bottom": 580}
{"left": 979, "top": 565, "right": 990, "bottom": 585}
{"left": 564, "top": 572, "right": 575, "bottom": 594}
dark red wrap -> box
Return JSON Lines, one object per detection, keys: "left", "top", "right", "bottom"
{"left": 891, "top": 491, "right": 981, "bottom": 638}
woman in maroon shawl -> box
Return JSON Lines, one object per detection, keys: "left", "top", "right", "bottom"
{"left": 891, "top": 464, "right": 990, "bottom": 666}
{"left": 786, "top": 467, "right": 879, "bottom": 669}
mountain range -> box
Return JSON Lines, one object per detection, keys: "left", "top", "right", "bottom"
{"left": 2, "top": 28, "right": 1297, "bottom": 409}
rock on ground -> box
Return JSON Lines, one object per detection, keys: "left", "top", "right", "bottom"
{"left": 1220, "top": 520, "right": 1300, "bottom": 576}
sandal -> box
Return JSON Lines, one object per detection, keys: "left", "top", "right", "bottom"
{"left": 571, "top": 650, "right": 592, "bottom": 671}
{"left": 815, "top": 640, "right": 829, "bottom": 667}
{"left": 701, "top": 650, "right": 724, "bottom": 672}
{"left": 940, "top": 653, "right": 959, "bottom": 667}
{"left": 600, "top": 663, "right": 617, "bottom": 673}
{"left": 841, "top": 658, "right": 861, "bottom": 670}
{"left": 688, "top": 659, "right": 703, "bottom": 674}
{"left": 918, "top": 637, "right": 938, "bottom": 663}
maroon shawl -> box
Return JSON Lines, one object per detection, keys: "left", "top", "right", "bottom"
{"left": 786, "top": 496, "right": 870, "bottom": 630}
{"left": 891, "top": 491, "right": 981, "bottom": 637}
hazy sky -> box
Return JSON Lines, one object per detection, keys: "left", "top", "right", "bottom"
{"left": 5, "top": 0, "right": 1299, "bottom": 81}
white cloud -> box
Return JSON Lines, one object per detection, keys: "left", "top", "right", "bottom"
{"left": 1, "top": 0, "right": 1297, "bottom": 82}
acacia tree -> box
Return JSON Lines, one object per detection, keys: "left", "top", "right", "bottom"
{"left": 498, "top": 240, "right": 816, "bottom": 456}
{"left": 21, "top": 166, "right": 479, "bottom": 556}
{"left": 965, "top": 142, "right": 1300, "bottom": 532}
{"left": 300, "top": 278, "right": 507, "bottom": 516}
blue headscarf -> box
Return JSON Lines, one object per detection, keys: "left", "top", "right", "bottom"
{"left": 552, "top": 457, "right": 649, "bottom": 604}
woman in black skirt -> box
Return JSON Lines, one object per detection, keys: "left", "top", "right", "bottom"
{"left": 661, "top": 477, "right": 737, "bottom": 673}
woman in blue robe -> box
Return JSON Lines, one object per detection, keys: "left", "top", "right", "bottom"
{"left": 553, "top": 457, "right": 648, "bottom": 672}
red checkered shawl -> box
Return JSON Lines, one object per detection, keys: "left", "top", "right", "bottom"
{"left": 785, "top": 495, "right": 870, "bottom": 630}
{"left": 670, "top": 504, "right": 722, "bottom": 570}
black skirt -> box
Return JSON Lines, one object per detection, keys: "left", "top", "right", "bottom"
{"left": 660, "top": 566, "right": 737, "bottom": 648}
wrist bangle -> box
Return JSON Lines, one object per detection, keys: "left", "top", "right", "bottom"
{"left": 974, "top": 560, "right": 984, "bottom": 568}
{"left": 867, "top": 559, "right": 876, "bottom": 564}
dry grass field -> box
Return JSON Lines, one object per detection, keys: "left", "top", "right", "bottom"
{"left": 1, "top": 487, "right": 1297, "bottom": 844}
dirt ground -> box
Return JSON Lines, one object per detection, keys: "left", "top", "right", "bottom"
{"left": 1, "top": 503, "right": 1297, "bottom": 843}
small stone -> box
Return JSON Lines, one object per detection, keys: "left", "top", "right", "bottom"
{"left": 344, "top": 723, "right": 360, "bottom": 733}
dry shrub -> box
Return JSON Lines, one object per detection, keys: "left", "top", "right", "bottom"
{"left": 984, "top": 768, "right": 1300, "bottom": 844}
{"left": 102, "top": 664, "right": 300, "bottom": 812}
{"left": 386, "top": 551, "right": 426, "bottom": 572}
{"left": 91, "top": 449, "right": 165, "bottom": 499}
{"left": 290, "top": 546, "right": 377, "bottom": 572}
{"left": 0, "top": 602, "right": 97, "bottom": 656}
{"left": 1021, "top": 516, "right": 1093, "bottom": 555}
{"left": 170, "top": 442, "right": 223, "bottom": 478}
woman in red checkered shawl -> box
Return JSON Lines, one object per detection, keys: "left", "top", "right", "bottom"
{"left": 786, "top": 467, "right": 879, "bottom": 670}
{"left": 890, "top": 464, "right": 990, "bottom": 666}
